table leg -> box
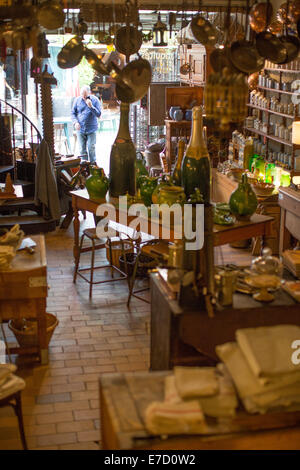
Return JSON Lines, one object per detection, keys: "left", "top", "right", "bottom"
{"left": 73, "top": 197, "right": 80, "bottom": 262}
{"left": 36, "top": 299, "right": 48, "bottom": 365}
{"left": 279, "top": 208, "right": 291, "bottom": 254}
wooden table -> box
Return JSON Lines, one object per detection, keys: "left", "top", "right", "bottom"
{"left": 0, "top": 235, "right": 49, "bottom": 364}
{"left": 278, "top": 187, "right": 300, "bottom": 253}
{"left": 71, "top": 189, "right": 273, "bottom": 261}
{"left": 150, "top": 272, "right": 300, "bottom": 371}
{"left": 212, "top": 169, "right": 281, "bottom": 255}
{"left": 100, "top": 370, "right": 300, "bottom": 450}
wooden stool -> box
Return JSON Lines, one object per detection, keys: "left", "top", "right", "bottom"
{"left": 127, "top": 240, "right": 169, "bottom": 306}
{"left": 73, "top": 228, "right": 129, "bottom": 299}
{"left": 0, "top": 371, "right": 27, "bottom": 450}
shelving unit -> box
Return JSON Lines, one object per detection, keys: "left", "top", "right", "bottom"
{"left": 245, "top": 67, "right": 300, "bottom": 177}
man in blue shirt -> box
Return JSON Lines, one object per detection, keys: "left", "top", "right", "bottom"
{"left": 71, "top": 85, "right": 101, "bottom": 163}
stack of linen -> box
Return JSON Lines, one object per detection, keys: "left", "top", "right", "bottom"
{"left": 145, "top": 365, "right": 238, "bottom": 435}
{"left": 0, "top": 364, "right": 25, "bottom": 400}
{"left": 216, "top": 324, "right": 300, "bottom": 414}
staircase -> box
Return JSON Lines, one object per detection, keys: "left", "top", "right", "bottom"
{"left": 0, "top": 99, "right": 57, "bottom": 234}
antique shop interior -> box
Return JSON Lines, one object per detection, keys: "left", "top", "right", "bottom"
{"left": 0, "top": 0, "right": 300, "bottom": 452}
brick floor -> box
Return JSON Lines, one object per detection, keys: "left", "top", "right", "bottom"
{"left": 0, "top": 213, "right": 252, "bottom": 450}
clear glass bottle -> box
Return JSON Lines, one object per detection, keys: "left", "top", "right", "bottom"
{"left": 109, "top": 102, "right": 136, "bottom": 197}
{"left": 181, "top": 106, "right": 211, "bottom": 204}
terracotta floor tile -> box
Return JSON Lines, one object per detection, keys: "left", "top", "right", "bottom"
{"left": 36, "top": 411, "right": 74, "bottom": 425}
{"left": 37, "top": 432, "right": 77, "bottom": 447}
{"left": 56, "top": 419, "right": 95, "bottom": 433}
{"left": 77, "top": 430, "right": 100, "bottom": 443}
{"left": 36, "top": 392, "right": 71, "bottom": 404}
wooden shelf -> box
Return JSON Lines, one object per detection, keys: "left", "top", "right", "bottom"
{"left": 247, "top": 104, "right": 295, "bottom": 119}
{"left": 258, "top": 86, "right": 294, "bottom": 95}
{"left": 245, "top": 127, "right": 295, "bottom": 147}
{"left": 264, "top": 68, "right": 300, "bottom": 73}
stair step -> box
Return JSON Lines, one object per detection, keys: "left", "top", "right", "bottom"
{"left": 0, "top": 215, "right": 57, "bottom": 235}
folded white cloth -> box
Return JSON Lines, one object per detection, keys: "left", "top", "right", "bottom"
{"left": 0, "top": 364, "right": 16, "bottom": 387}
{"left": 216, "top": 342, "right": 300, "bottom": 414}
{"left": 174, "top": 366, "right": 219, "bottom": 399}
{"left": 165, "top": 365, "right": 238, "bottom": 418}
{"left": 145, "top": 400, "right": 206, "bottom": 435}
{"left": 236, "top": 325, "right": 300, "bottom": 379}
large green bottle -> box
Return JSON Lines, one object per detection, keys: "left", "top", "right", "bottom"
{"left": 109, "top": 102, "right": 136, "bottom": 197}
{"left": 181, "top": 106, "right": 211, "bottom": 204}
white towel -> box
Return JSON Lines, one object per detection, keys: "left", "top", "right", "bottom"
{"left": 236, "top": 325, "right": 300, "bottom": 379}
{"left": 174, "top": 366, "right": 219, "bottom": 399}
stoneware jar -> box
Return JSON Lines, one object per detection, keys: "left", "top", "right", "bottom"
{"left": 157, "top": 185, "right": 186, "bottom": 206}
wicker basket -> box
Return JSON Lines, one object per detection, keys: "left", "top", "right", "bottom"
{"left": 8, "top": 313, "right": 58, "bottom": 348}
{"left": 105, "top": 240, "right": 134, "bottom": 269}
{"left": 119, "top": 252, "right": 156, "bottom": 278}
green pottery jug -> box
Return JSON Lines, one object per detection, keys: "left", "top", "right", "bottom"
{"left": 229, "top": 173, "right": 258, "bottom": 220}
{"left": 85, "top": 166, "right": 109, "bottom": 200}
{"left": 136, "top": 152, "right": 149, "bottom": 188}
{"left": 139, "top": 176, "right": 158, "bottom": 207}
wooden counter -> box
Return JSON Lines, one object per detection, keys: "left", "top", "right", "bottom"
{"left": 0, "top": 235, "right": 49, "bottom": 364}
{"left": 278, "top": 186, "right": 300, "bottom": 252}
{"left": 100, "top": 371, "right": 300, "bottom": 450}
{"left": 150, "top": 272, "right": 300, "bottom": 371}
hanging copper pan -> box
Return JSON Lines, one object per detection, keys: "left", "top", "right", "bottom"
{"left": 37, "top": 0, "right": 65, "bottom": 30}
{"left": 114, "top": 26, "right": 142, "bottom": 56}
{"left": 288, "top": 0, "right": 300, "bottom": 22}
{"left": 210, "top": 2, "right": 240, "bottom": 73}
{"left": 255, "top": 0, "right": 288, "bottom": 63}
{"left": 268, "top": 20, "right": 284, "bottom": 34}
{"left": 110, "top": 58, "right": 152, "bottom": 103}
{"left": 190, "top": 15, "right": 217, "bottom": 46}
{"left": 57, "top": 36, "right": 84, "bottom": 69}
{"left": 250, "top": 1, "right": 273, "bottom": 33}
{"left": 84, "top": 47, "right": 109, "bottom": 76}
{"left": 278, "top": 26, "right": 300, "bottom": 63}
{"left": 229, "top": 0, "right": 265, "bottom": 75}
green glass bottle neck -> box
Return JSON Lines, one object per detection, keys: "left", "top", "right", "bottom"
{"left": 116, "top": 103, "right": 131, "bottom": 140}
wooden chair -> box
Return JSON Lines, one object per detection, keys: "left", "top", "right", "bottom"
{"left": 0, "top": 366, "right": 27, "bottom": 450}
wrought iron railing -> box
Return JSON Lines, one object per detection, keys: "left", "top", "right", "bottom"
{"left": 0, "top": 98, "right": 42, "bottom": 179}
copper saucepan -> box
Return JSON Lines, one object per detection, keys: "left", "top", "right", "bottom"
{"left": 255, "top": 0, "right": 287, "bottom": 63}
{"left": 57, "top": 36, "right": 84, "bottom": 69}
{"left": 229, "top": 0, "right": 265, "bottom": 75}
{"left": 250, "top": 1, "right": 273, "bottom": 33}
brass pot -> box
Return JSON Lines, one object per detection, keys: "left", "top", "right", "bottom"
{"left": 190, "top": 15, "right": 217, "bottom": 46}
{"left": 57, "top": 36, "right": 84, "bottom": 69}
{"left": 37, "top": 0, "right": 65, "bottom": 30}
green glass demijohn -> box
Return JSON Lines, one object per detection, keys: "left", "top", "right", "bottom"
{"left": 109, "top": 102, "right": 136, "bottom": 197}
{"left": 229, "top": 173, "right": 258, "bottom": 220}
{"left": 85, "top": 166, "right": 109, "bottom": 200}
{"left": 181, "top": 106, "right": 211, "bottom": 204}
